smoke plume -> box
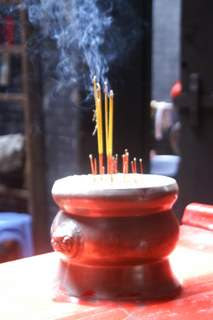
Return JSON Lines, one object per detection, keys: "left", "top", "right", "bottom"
{"left": 22, "top": 0, "right": 142, "bottom": 92}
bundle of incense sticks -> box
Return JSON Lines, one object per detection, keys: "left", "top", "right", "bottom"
{"left": 89, "top": 77, "right": 143, "bottom": 175}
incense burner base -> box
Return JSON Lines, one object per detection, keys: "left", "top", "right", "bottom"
{"left": 55, "top": 258, "right": 181, "bottom": 301}
{"left": 51, "top": 209, "right": 180, "bottom": 301}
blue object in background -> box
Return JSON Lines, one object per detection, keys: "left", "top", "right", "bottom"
{"left": 150, "top": 155, "right": 180, "bottom": 178}
{"left": 0, "top": 213, "right": 33, "bottom": 258}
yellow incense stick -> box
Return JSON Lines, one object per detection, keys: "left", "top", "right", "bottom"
{"left": 91, "top": 79, "right": 144, "bottom": 175}
{"left": 104, "top": 81, "right": 109, "bottom": 157}
{"left": 108, "top": 90, "right": 114, "bottom": 156}
{"left": 139, "top": 158, "right": 143, "bottom": 174}
{"left": 96, "top": 84, "right": 104, "bottom": 173}
{"left": 96, "top": 84, "right": 103, "bottom": 155}
{"left": 93, "top": 76, "right": 97, "bottom": 101}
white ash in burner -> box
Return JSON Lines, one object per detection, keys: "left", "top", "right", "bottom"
{"left": 52, "top": 173, "right": 176, "bottom": 196}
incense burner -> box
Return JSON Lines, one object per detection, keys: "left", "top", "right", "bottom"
{"left": 51, "top": 173, "right": 181, "bottom": 301}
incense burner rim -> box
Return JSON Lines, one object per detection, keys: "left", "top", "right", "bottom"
{"left": 52, "top": 174, "right": 178, "bottom": 217}
{"left": 52, "top": 173, "right": 178, "bottom": 198}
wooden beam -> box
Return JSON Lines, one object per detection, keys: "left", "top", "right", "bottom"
{"left": 19, "top": 9, "right": 50, "bottom": 253}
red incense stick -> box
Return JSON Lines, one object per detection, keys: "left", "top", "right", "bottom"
{"left": 139, "top": 158, "right": 143, "bottom": 174}
{"left": 89, "top": 154, "right": 95, "bottom": 174}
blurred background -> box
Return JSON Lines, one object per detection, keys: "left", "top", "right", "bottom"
{"left": 0, "top": 0, "right": 212, "bottom": 262}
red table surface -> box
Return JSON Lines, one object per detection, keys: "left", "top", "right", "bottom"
{"left": 0, "top": 225, "right": 213, "bottom": 320}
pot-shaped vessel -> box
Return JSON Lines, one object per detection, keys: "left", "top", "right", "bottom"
{"left": 51, "top": 173, "right": 181, "bottom": 300}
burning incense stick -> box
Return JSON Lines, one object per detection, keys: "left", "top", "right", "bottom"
{"left": 93, "top": 77, "right": 104, "bottom": 174}
{"left": 139, "top": 158, "right": 143, "bottom": 174}
{"left": 107, "top": 90, "right": 114, "bottom": 173}
{"left": 93, "top": 76, "right": 97, "bottom": 100}
{"left": 104, "top": 81, "right": 109, "bottom": 157}
{"left": 131, "top": 161, "right": 134, "bottom": 173}
{"left": 94, "top": 157, "right": 98, "bottom": 175}
{"left": 104, "top": 82, "right": 111, "bottom": 173}
{"left": 96, "top": 83, "right": 104, "bottom": 174}
{"left": 122, "top": 152, "right": 129, "bottom": 173}
{"left": 133, "top": 157, "right": 137, "bottom": 173}
{"left": 89, "top": 154, "right": 95, "bottom": 175}
{"left": 114, "top": 154, "right": 118, "bottom": 173}
{"left": 108, "top": 90, "right": 114, "bottom": 157}
{"left": 91, "top": 78, "right": 143, "bottom": 175}
{"left": 125, "top": 150, "right": 129, "bottom": 173}
{"left": 122, "top": 154, "right": 125, "bottom": 173}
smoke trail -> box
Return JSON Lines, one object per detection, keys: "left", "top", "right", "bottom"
{"left": 23, "top": 0, "right": 142, "bottom": 92}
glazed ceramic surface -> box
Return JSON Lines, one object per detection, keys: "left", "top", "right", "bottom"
{"left": 51, "top": 174, "right": 181, "bottom": 300}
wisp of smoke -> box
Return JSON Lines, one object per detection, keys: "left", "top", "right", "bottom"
{"left": 22, "top": 0, "right": 142, "bottom": 92}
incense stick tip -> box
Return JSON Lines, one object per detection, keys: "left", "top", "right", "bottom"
{"left": 104, "top": 81, "right": 108, "bottom": 93}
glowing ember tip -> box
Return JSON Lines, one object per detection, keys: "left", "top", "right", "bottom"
{"left": 104, "top": 81, "right": 108, "bottom": 92}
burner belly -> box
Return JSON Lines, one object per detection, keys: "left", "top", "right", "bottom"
{"left": 51, "top": 210, "right": 180, "bottom": 300}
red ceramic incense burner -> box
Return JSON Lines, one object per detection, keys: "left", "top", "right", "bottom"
{"left": 51, "top": 174, "right": 181, "bottom": 301}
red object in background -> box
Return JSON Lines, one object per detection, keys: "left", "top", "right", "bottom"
{"left": 182, "top": 202, "right": 213, "bottom": 231}
{"left": 170, "top": 80, "right": 182, "bottom": 98}
{"left": 5, "top": 16, "right": 15, "bottom": 45}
